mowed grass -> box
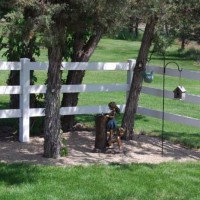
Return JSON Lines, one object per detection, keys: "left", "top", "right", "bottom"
{"left": 0, "top": 38, "right": 200, "bottom": 148}
{"left": 0, "top": 162, "right": 200, "bottom": 200}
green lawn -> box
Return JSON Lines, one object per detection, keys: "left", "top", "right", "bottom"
{"left": 0, "top": 38, "right": 200, "bottom": 148}
{"left": 0, "top": 162, "right": 200, "bottom": 200}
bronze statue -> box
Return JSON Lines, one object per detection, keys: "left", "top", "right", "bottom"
{"left": 105, "top": 102, "right": 124, "bottom": 150}
{"left": 107, "top": 127, "right": 125, "bottom": 150}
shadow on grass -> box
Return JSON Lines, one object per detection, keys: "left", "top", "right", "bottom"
{"left": 0, "top": 102, "right": 9, "bottom": 109}
{"left": 75, "top": 114, "right": 148, "bottom": 128}
{"left": 75, "top": 114, "right": 95, "bottom": 125}
{"left": 117, "top": 113, "right": 148, "bottom": 125}
{"left": 108, "top": 162, "right": 156, "bottom": 170}
{"left": 148, "top": 56, "right": 188, "bottom": 63}
{"left": 149, "top": 130, "right": 200, "bottom": 149}
{"left": 0, "top": 163, "right": 40, "bottom": 185}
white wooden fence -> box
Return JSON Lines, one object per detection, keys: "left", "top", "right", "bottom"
{"left": 0, "top": 58, "right": 200, "bottom": 142}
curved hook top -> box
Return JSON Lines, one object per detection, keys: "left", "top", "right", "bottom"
{"left": 164, "top": 61, "right": 183, "bottom": 72}
{"left": 162, "top": 52, "right": 183, "bottom": 73}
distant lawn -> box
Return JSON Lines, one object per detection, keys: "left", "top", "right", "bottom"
{"left": 0, "top": 38, "right": 200, "bottom": 148}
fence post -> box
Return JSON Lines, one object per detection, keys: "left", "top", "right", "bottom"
{"left": 126, "top": 59, "right": 136, "bottom": 100}
{"left": 19, "top": 58, "right": 30, "bottom": 142}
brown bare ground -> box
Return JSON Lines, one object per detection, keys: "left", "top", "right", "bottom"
{"left": 0, "top": 130, "right": 199, "bottom": 166}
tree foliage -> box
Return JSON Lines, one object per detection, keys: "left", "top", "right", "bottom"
{"left": 1, "top": 11, "right": 40, "bottom": 61}
{"left": 0, "top": 0, "right": 17, "bottom": 18}
{"left": 151, "top": 0, "right": 200, "bottom": 50}
{"left": 0, "top": 2, "right": 40, "bottom": 108}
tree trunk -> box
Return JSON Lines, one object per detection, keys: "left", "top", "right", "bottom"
{"left": 181, "top": 37, "right": 185, "bottom": 49}
{"left": 43, "top": 46, "right": 63, "bottom": 158}
{"left": 135, "top": 21, "right": 139, "bottom": 38}
{"left": 121, "top": 15, "right": 158, "bottom": 139}
{"left": 43, "top": 11, "right": 66, "bottom": 158}
{"left": 61, "top": 30, "right": 102, "bottom": 131}
{"left": 165, "top": 23, "right": 169, "bottom": 36}
{"left": 134, "top": 17, "right": 139, "bottom": 38}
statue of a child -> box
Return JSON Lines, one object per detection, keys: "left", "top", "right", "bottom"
{"left": 105, "top": 102, "right": 123, "bottom": 149}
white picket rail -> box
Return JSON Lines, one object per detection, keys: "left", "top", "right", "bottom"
{"left": 0, "top": 58, "right": 200, "bottom": 142}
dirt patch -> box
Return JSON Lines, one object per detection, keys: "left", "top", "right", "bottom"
{"left": 0, "top": 130, "right": 199, "bottom": 166}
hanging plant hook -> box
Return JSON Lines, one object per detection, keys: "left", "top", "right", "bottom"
{"left": 161, "top": 52, "right": 185, "bottom": 156}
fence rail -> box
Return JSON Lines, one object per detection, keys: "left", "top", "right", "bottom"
{"left": 0, "top": 58, "right": 200, "bottom": 142}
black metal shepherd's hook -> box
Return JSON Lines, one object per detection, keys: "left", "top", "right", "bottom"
{"left": 161, "top": 53, "right": 183, "bottom": 156}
